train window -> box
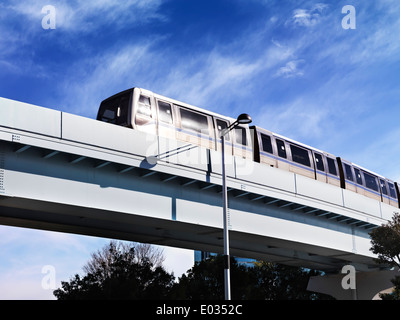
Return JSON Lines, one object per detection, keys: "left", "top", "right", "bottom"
{"left": 314, "top": 153, "right": 325, "bottom": 171}
{"left": 290, "top": 145, "right": 311, "bottom": 167}
{"left": 363, "top": 172, "right": 379, "bottom": 192}
{"left": 216, "top": 119, "right": 230, "bottom": 141}
{"left": 327, "top": 157, "right": 337, "bottom": 176}
{"left": 276, "top": 139, "right": 287, "bottom": 158}
{"left": 354, "top": 168, "right": 363, "bottom": 185}
{"left": 260, "top": 134, "right": 273, "bottom": 154}
{"left": 98, "top": 92, "right": 130, "bottom": 126}
{"left": 388, "top": 183, "right": 397, "bottom": 199}
{"left": 137, "top": 95, "right": 152, "bottom": 118}
{"left": 344, "top": 163, "right": 354, "bottom": 181}
{"left": 179, "top": 107, "right": 209, "bottom": 135}
{"left": 157, "top": 101, "right": 173, "bottom": 124}
{"left": 380, "top": 179, "right": 388, "bottom": 195}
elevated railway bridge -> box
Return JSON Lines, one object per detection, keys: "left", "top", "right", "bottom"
{"left": 0, "top": 97, "right": 398, "bottom": 299}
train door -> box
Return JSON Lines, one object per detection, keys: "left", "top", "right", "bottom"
{"left": 232, "top": 126, "right": 253, "bottom": 161}
{"left": 258, "top": 131, "right": 277, "bottom": 167}
{"left": 353, "top": 166, "right": 367, "bottom": 197}
{"left": 338, "top": 159, "right": 357, "bottom": 193}
{"left": 214, "top": 117, "right": 233, "bottom": 154}
{"left": 156, "top": 99, "right": 176, "bottom": 141}
{"left": 274, "top": 137, "right": 290, "bottom": 172}
{"left": 394, "top": 182, "right": 400, "bottom": 208}
{"left": 387, "top": 181, "right": 399, "bottom": 208}
{"left": 132, "top": 88, "right": 157, "bottom": 135}
{"left": 379, "top": 178, "right": 390, "bottom": 205}
{"left": 313, "top": 152, "right": 327, "bottom": 183}
{"left": 325, "top": 155, "right": 341, "bottom": 187}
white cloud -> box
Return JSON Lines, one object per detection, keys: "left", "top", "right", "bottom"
{"left": 153, "top": 43, "right": 295, "bottom": 116}
{"left": 0, "top": 226, "right": 112, "bottom": 299}
{"left": 344, "top": 128, "right": 400, "bottom": 181}
{"left": 0, "top": 0, "right": 166, "bottom": 79}
{"left": 56, "top": 28, "right": 295, "bottom": 118}
{"left": 58, "top": 42, "right": 155, "bottom": 117}
{"left": 254, "top": 96, "right": 331, "bottom": 145}
{"left": 275, "top": 59, "right": 305, "bottom": 78}
{"left": 159, "top": 51, "right": 263, "bottom": 107}
{"left": 0, "top": 225, "right": 98, "bottom": 254}
{"left": 0, "top": 267, "right": 54, "bottom": 300}
{"left": 7, "top": 0, "right": 165, "bottom": 32}
{"left": 288, "top": 3, "right": 329, "bottom": 27}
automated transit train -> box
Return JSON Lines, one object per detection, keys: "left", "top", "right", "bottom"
{"left": 96, "top": 87, "right": 400, "bottom": 209}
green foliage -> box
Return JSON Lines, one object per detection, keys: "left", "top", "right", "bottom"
{"left": 250, "top": 261, "right": 329, "bottom": 300}
{"left": 54, "top": 241, "right": 333, "bottom": 300}
{"left": 369, "top": 212, "right": 400, "bottom": 300}
{"left": 370, "top": 212, "right": 400, "bottom": 269}
{"left": 169, "top": 255, "right": 333, "bottom": 300}
{"left": 169, "top": 255, "right": 257, "bottom": 300}
{"left": 379, "top": 276, "right": 400, "bottom": 300}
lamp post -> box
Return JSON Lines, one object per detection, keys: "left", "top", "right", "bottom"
{"left": 220, "top": 113, "right": 252, "bottom": 300}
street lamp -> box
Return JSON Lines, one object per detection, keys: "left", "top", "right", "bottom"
{"left": 220, "top": 113, "right": 252, "bottom": 300}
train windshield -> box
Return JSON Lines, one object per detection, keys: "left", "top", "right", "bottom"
{"left": 97, "top": 91, "right": 131, "bottom": 126}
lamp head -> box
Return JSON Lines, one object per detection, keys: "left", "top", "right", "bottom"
{"left": 236, "top": 113, "right": 252, "bottom": 124}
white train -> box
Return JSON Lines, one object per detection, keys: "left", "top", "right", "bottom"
{"left": 97, "top": 87, "right": 399, "bottom": 209}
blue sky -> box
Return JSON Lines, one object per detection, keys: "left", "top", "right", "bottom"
{"left": 1, "top": 0, "right": 400, "bottom": 299}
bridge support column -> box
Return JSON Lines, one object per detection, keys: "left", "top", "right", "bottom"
{"left": 307, "top": 268, "right": 399, "bottom": 300}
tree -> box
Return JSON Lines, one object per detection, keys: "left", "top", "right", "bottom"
{"left": 54, "top": 242, "right": 333, "bottom": 300}
{"left": 170, "top": 254, "right": 332, "bottom": 300}
{"left": 251, "top": 261, "right": 331, "bottom": 300}
{"left": 170, "top": 255, "right": 258, "bottom": 300}
{"left": 370, "top": 212, "right": 400, "bottom": 300}
{"left": 53, "top": 241, "right": 174, "bottom": 300}
{"left": 83, "top": 241, "right": 165, "bottom": 280}
{"left": 370, "top": 213, "right": 400, "bottom": 268}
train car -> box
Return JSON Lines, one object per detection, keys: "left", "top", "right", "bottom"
{"left": 252, "top": 126, "right": 341, "bottom": 187}
{"left": 96, "top": 87, "right": 253, "bottom": 160}
{"left": 337, "top": 157, "right": 399, "bottom": 206}
{"left": 252, "top": 127, "right": 315, "bottom": 178}
{"left": 97, "top": 87, "right": 400, "bottom": 208}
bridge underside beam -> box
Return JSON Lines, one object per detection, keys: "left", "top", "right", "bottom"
{"left": 0, "top": 194, "right": 378, "bottom": 273}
